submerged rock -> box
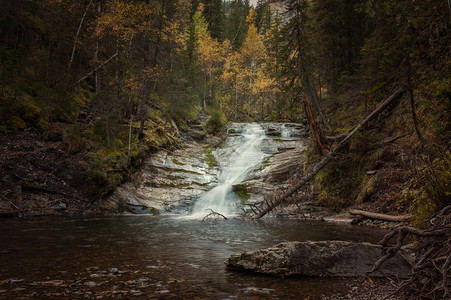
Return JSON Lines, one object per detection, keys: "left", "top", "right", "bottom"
{"left": 225, "top": 241, "right": 411, "bottom": 277}
{"left": 107, "top": 268, "right": 119, "bottom": 275}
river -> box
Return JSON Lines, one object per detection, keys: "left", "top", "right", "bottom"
{"left": 0, "top": 123, "right": 388, "bottom": 299}
{"left": 0, "top": 216, "right": 388, "bottom": 299}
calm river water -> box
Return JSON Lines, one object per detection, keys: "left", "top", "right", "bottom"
{"left": 0, "top": 215, "right": 387, "bottom": 299}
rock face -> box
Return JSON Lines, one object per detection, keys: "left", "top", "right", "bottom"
{"left": 96, "top": 138, "right": 221, "bottom": 214}
{"left": 98, "top": 122, "right": 309, "bottom": 215}
{"left": 225, "top": 241, "right": 412, "bottom": 277}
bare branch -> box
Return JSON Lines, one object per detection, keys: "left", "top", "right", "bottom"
{"left": 70, "top": 52, "right": 118, "bottom": 88}
{"left": 201, "top": 209, "right": 228, "bottom": 222}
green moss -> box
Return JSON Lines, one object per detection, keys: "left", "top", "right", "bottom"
{"left": 6, "top": 116, "right": 26, "bottom": 131}
{"left": 356, "top": 175, "right": 377, "bottom": 203}
{"left": 232, "top": 184, "right": 251, "bottom": 203}
{"left": 172, "top": 158, "right": 185, "bottom": 166}
{"left": 202, "top": 147, "right": 218, "bottom": 167}
{"left": 175, "top": 169, "right": 202, "bottom": 175}
{"left": 410, "top": 151, "right": 451, "bottom": 227}
{"left": 64, "top": 133, "right": 87, "bottom": 154}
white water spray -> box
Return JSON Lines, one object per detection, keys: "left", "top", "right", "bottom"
{"left": 190, "top": 124, "right": 266, "bottom": 217}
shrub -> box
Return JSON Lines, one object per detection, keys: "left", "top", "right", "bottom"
{"left": 411, "top": 151, "right": 451, "bottom": 226}
{"left": 206, "top": 111, "right": 227, "bottom": 135}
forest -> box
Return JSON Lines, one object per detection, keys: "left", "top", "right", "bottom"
{"left": 0, "top": 0, "right": 450, "bottom": 298}
{"left": 2, "top": 0, "right": 449, "bottom": 216}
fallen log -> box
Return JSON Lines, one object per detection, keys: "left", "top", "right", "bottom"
{"left": 350, "top": 209, "right": 413, "bottom": 222}
{"left": 254, "top": 88, "right": 405, "bottom": 219}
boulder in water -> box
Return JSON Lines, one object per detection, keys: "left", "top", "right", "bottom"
{"left": 225, "top": 241, "right": 411, "bottom": 277}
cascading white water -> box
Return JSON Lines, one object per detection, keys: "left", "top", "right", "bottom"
{"left": 190, "top": 123, "right": 266, "bottom": 217}
{"left": 281, "top": 124, "right": 291, "bottom": 138}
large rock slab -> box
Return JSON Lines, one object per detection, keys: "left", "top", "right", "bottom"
{"left": 96, "top": 139, "right": 220, "bottom": 214}
{"left": 225, "top": 241, "right": 411, "bottom": 277}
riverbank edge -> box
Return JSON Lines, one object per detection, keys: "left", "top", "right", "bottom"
{"left": 0, "top": 115, "right": 228, "bottom": 218}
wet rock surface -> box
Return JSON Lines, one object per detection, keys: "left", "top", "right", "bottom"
{"left": 96, "top": 135, "right": 222, "bottom": 214}
{"left": 225, "top": 241, "right": 412, "bottom": 277}
{"left": 99, "top": 123, "right": 309, "bottom": 215}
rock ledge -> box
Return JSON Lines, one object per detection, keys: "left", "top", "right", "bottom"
{"left": 225, "top": 241, "right": 411, "bottom": 277}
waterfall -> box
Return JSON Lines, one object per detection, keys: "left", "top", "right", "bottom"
{"left": 281, "top": 124, "right": 291, "bottom": 137}
{"left": 190, "top": 123, "right": 266, "bottom": 217}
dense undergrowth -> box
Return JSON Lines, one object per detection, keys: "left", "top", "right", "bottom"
{"left": 309, "top": 70, "right": 450, "bottom": 218}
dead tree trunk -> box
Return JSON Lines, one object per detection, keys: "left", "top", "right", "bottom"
{"left": 303, "top": 96, "right": 330, "bottom": 155}
{"left": 52, "top": 0, "right": 93, "bottom": 86}
{"left": 407, "top": 55, "right": 425, "bottom": 146}
{"left": 254, "top": 88, "right": 405, "bottom": 219}
{"left": 70, "top": 52, "right": 118, "bottom": 88}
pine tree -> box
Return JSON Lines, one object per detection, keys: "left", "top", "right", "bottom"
{"left": 201, "top": 0, "right": 225, "bottom": 41}
{"left": 225, "top": 0, "right": 250, "bottom": 50}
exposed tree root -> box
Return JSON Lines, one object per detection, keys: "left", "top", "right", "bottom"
{"left": 370, "top": 205, "right": 451, "bottom": 298}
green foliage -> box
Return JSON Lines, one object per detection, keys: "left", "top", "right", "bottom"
{"left": 225, "top": 0, "right": 250, "bottom": 50}
{"left": 201, "top": 0, "right": 225, "bottom": 41}
{"left": 88, "top": 150, "right": 126, "bottom": 198}
{"left": 206, "top": 110, "right": 227, "bottom": 135}
{"left": 410, "top": 151, "right": 451, "bottom": 226}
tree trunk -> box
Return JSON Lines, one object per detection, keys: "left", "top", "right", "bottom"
{"left": 407, "top": 55, "right": 425, "bottom": 146}
{"left": 303, "top": 97, "right": 330, "bottom": 155}
{"left": 94, "top": 2, "right": 101, "bottom": 93}
{"left": 128, "top": 115, "right": 133, "bottom": 156}
{"left": 254, "top": 88, "right": 405, "bottom": 219}
{"left": 350, "top": 209, "right": 413, "bottom": 222}
{"left": 51, "top": 0, "right": 93, "bottom": 86}
{"left": 70, "top": 52, "right": 118, "bottom": 88}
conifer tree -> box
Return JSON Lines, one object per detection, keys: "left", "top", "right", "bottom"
{"left": 201, "top": 0, "right": 226, "bottom": 41}
{"left": 225, "top": 0, "right": 250, "bottom": 49}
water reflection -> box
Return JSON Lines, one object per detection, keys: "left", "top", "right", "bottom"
{"left": 0, "top": 216, "right": 387, "bottom": 299}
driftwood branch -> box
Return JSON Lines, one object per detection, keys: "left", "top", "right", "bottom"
{"left": 383, "top": 133, "right": 409, "bottom": 144}
{"left": 350, "top": 209, "right": 413, "bottom": 222}
{"left": 201, "top": 209, "right": 228, "bottom": 222}
{"left": 254, "top": 88, "right": 405, "bottom": 219}
{"left": 70, "top": 52, "right": 118, "bottom": 88}
{"left": 0, "top": 193, "right": 20, "bottom": 211}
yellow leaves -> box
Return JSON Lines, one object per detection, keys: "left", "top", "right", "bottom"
{"left": 246, "top": 8, "right": 257, "bottom": 26}
{"left": 241, "top": 24, "right": 266, "bottom": 68}
{"left": 95, "top": 0, "right": 158, "bottom": 41}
